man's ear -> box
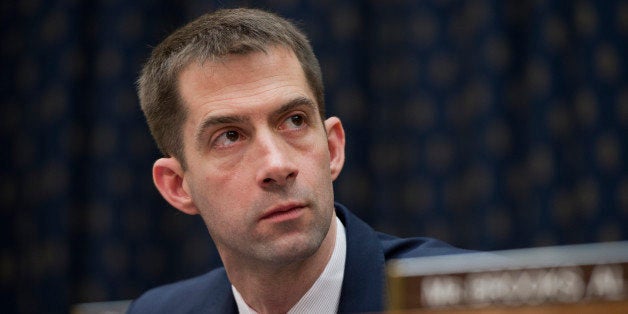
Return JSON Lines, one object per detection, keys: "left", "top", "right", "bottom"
{"left": 324, "top": 116, "right": 346, "bottom": 181}
{"left": 153, "top": 157, "right": 199, "bottom": 215}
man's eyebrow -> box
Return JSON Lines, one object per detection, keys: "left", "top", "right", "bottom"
{"left": 270, "top": 97, "right": 317, "bottom": 121}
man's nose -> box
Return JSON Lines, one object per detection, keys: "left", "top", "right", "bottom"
{"left": 255, "top": 132, "right": 299, "bottom": 188}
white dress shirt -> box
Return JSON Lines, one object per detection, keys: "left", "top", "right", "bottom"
{"left": 232, "top": 216, "right": 347, "bottom": 313}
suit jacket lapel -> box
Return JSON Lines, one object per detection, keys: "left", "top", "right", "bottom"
{"left": 335, "top": 203, "right": 386, "bottom": 313}
{"left": 201, "top": 269, "right": 238, "bottom": 314}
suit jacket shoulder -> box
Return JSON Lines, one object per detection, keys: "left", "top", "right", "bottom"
{"left": 378, "top": 231, "right": 473, "bottom": 259}
{"left": 335, "top": 203, "right": 470, "bottom": 313}
{"left": 127, "top": 268, "right": 237, "bottom": 314}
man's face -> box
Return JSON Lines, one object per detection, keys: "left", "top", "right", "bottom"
{"left": 169, "top": 46, "right": 344, "bottom": 267}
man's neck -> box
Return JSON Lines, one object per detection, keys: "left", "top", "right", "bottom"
{"left": 225, "top": 216, "right": 338, "bottom": 314}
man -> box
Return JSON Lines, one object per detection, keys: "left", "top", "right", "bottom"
{"left": 129, "top": 8, "right": 467, "bottom": 313}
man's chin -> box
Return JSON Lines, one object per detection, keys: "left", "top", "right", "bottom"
{"left": 256, "top": 233, "right": 326, "bottom": 264}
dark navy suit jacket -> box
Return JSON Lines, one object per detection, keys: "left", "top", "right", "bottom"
{"left": 127, "top": 203, "right": 469, "bottom": 313}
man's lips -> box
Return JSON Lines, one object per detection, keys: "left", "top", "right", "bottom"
{"left": 259, "top": 203, "right": 307, "bottom": 221}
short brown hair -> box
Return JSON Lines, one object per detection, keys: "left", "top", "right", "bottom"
{"left": 137, "top": 8, "right": 325, "bottom": 167}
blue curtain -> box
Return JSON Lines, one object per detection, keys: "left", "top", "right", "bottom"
{"left": 2, "top": 0, "right": 626, "bottom": 312}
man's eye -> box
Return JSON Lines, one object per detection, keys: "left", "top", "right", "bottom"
{"left": 225, "top": 130, "right": 240, "bottom": 142}
{"left": 212, "top": 130, "right": 243, "bottom": 148}
{"left": 290, "top": 115, "right": 304, "bottom": 126}
{"left": 283, "top": 114, "right": 306, "bottom": 130}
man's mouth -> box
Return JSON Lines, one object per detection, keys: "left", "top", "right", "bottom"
{"left": 259, "top": 203, "right": 306, "bottom": 222}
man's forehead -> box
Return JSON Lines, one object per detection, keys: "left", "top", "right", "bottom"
{"left": 177, "top": 46, "right": 306, "bottom": 104}
{"left": 175, "top": 46, "right": 319, "bottom": 136}
{"left": 181, "top": 45, "right": 298, "bottom": 78}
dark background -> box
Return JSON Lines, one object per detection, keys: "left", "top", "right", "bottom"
{"left": 2, "top": 0, "right": 627, "bottom": 313}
